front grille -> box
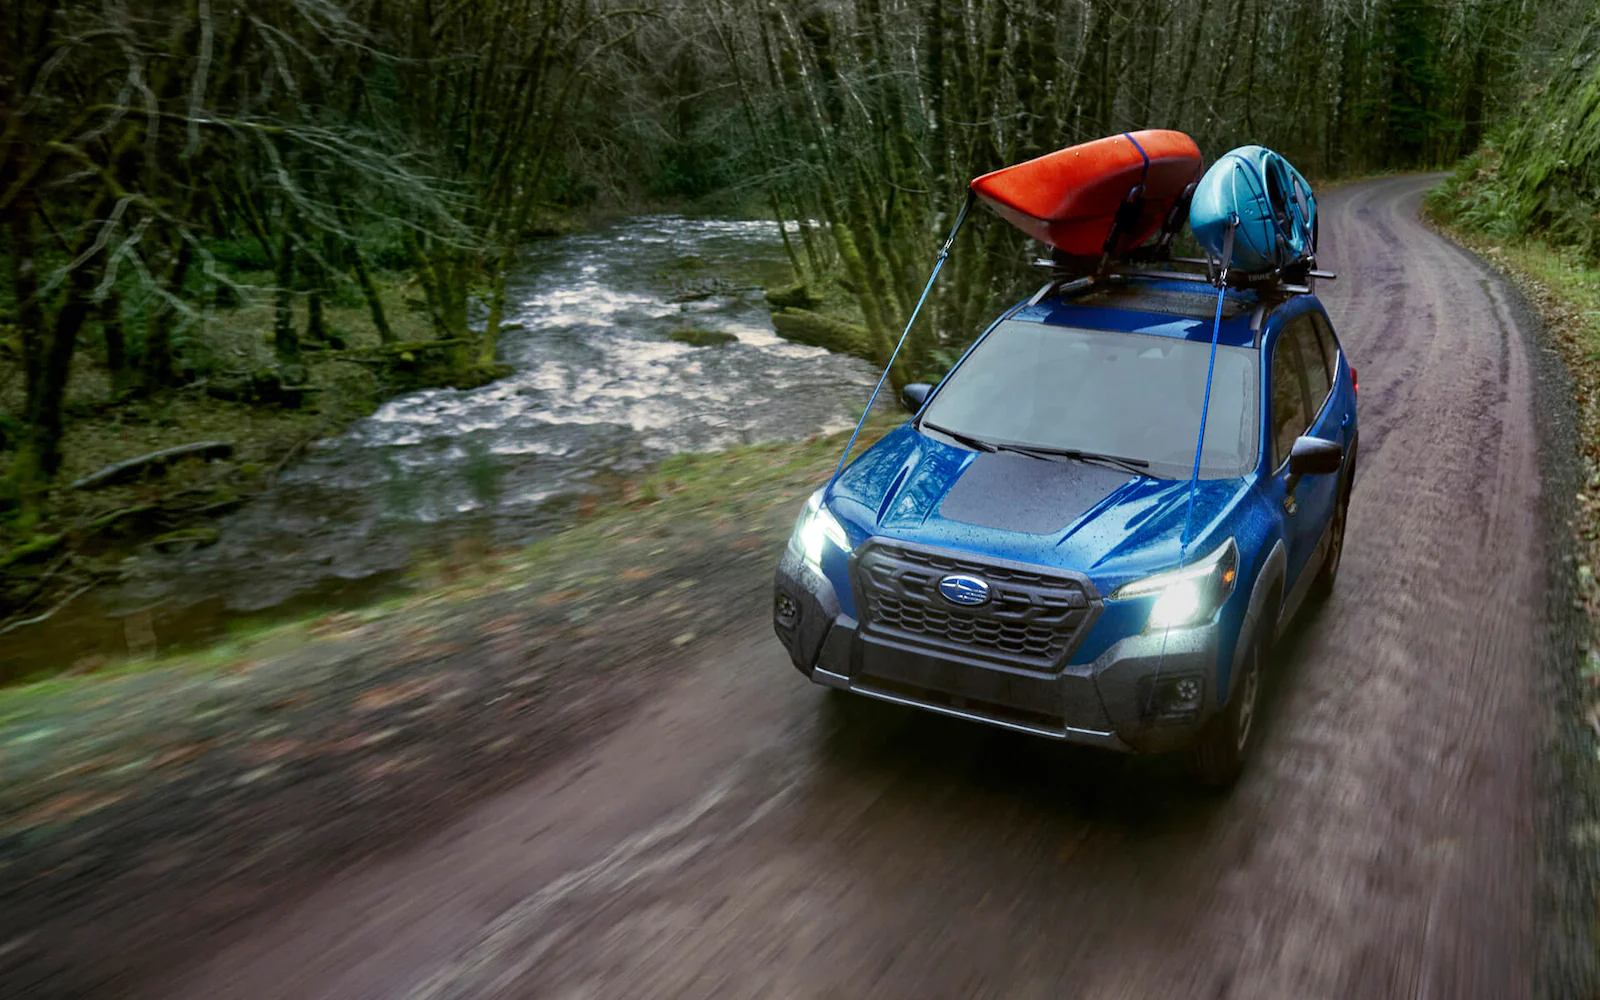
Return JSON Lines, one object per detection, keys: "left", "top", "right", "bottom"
{"left": 853, "top": 542, "right": 1100, "bottom": 670}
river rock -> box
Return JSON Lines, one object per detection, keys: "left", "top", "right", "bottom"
{"left": 668, "top": 328, "right": 738, "bottom": 347}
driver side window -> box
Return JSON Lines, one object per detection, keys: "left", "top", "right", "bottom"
{"left": 1271, "top": 328, "right": 1311, "bottom": 469}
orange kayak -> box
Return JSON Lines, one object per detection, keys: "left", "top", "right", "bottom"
{"left": 970, "top": 130, "right": 1203, "bottom": 258}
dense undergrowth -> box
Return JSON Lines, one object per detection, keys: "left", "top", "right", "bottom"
{"left": 0, "top": 239, "right": 516, "bottom": 639}
{"left": 1426, "top": 19, "right": 1600, "bottom": 263}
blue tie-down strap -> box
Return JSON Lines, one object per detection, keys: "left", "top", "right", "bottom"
{"left": 828, "top": 192, "right": 976, "bottom": 486}
{"left": 1147, "top": 219, "right": 1235, "bottom": 716}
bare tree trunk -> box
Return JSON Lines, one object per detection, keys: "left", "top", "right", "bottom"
{"left": 9, "top": 192, "right": 43, "bottom": 413}
{"left": 274, "top": 232, "right": 299, "bottom": 366}
{"left": 10, "top": 255, "right": 97, "bottom": 512}
{"left": 305, "top": 290, "right": 326, "bottom": 344}
{"left": 143, "top": 240, "right": 192, "bottom": 388}
{"left": 349, "top": 245, "right": 396, "bottom": 345}
{"left": 100, "top": 292, "right": 131, "bottom": 397}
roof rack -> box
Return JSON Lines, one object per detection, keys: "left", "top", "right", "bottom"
{"left": 1028, "top": 249, "right": 1336, "bottom": 307}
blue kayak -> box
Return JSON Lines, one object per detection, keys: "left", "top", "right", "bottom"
{"left": 1189, "top": 145, "right": 1317, "bottom": 273}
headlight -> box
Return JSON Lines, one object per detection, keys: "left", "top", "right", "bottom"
{"left": 788, "top": 488, "right": 851, "bottom": 570}
{"left": 1110, "top": 537, "right": 1239, "bottom": 630}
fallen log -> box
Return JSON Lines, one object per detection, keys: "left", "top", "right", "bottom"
{"left": 769, "top": 308, "right": 872, "bottom": 359}
{"left": 69, "top": 441, "right": 235, "bottom": 491}
{"left": 764, "top": 282, "right": 823, "bottom": 310}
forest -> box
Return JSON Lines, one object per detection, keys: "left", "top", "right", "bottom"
{"left": 2, "top": 0, "right": 1596, "bottom": 624}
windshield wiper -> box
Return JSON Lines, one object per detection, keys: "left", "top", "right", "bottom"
{"left": 921, "top": 421, "right": 997, "bottom": 453}
{"left": 921, "top": 423, "right": 1149, "bottom": 476}
{"left": 992, "top": 443, "right": 1150, "bottom": 476}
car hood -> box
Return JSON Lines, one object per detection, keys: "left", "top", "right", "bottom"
{"left": 827, "top": 424, "right": 1248, "bottom": 592}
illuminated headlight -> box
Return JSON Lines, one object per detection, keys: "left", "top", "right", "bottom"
{"left": 1110, "top": 538, "right": 1239, "bottom": 631}
{"left": 787, "top": 488, "right": 851, "bottom": 571}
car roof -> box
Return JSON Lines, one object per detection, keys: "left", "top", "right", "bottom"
{"left": 1011, "top": 277, "right": 1312, "bottom": 349}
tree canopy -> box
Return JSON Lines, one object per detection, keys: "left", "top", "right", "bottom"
{"left": 1, "top": 0, "right": 1587, "bottom": 508}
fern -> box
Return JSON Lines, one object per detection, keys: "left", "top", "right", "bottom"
{"left": 1439, "top": 26, "right": 1600, "bottom": 262}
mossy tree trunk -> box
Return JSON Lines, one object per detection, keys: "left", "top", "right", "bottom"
{"left": 480, "top": 255, "right": 508, "bottom": 369}
{"left": 349, "top": 244, "right": 397, "bottom": 346}
{"left": 7, "top": 204, "right": 106, "bottom": 512}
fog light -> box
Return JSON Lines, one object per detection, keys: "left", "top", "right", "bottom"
{"left": 1140, "top": 673, "right": 1205, "bottom": 724}
{"left": 774, "top": 592, "right": 798, "bottom": 628}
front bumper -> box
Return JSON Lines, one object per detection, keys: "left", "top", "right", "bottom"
{"left": 773, "top": 549, "right": 1223, "bottom": 754}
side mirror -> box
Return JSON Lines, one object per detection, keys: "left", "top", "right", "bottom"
{"left": 900, "top": 382, "right": 932, "bottom": 412}
{"left": 1288, "top": 435, "right": 1342, "bottom": 477}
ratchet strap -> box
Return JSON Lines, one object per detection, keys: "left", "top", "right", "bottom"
{"left": 828, "top": 191, "right": 975, "bottom": 486}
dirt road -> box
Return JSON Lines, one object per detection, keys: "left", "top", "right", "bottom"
{"left": 156, "top": 175, "right": 1570, "bottom": 999}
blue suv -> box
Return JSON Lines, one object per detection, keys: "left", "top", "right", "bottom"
{"left": 772, "top": 277, "right": 1357, "bottom": 786}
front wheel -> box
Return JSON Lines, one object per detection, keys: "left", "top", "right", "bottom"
{"left": 1187, "top": 638, "right": 1263, "bottom": 789}
{"left": 1310, "top": 479, "right": 1351, "bottom": 602}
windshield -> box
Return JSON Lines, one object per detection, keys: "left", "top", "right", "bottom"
{"left": 918, "top": 320, "right": 1259, "bottom": 479}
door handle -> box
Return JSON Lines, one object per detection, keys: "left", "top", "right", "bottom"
{"left": 1341, "top": 412, "right": 1351, "bottom": 429}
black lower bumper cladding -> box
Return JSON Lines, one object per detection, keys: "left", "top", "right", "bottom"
{"left": 774, "top": 549, "right": 1224, "bottom": 753}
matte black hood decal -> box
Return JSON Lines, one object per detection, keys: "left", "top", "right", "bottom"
{"left": 937, "top": 451, "right": 1133, "bottom": 535}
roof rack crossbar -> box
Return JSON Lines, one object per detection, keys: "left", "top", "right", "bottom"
{"left": 1027, "top": 253, "right": 1336, "bottom": 308}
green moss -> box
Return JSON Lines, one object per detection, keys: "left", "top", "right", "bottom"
{"left": 82, "top": 506, "right": 153, "bottom": 535}
{"left": 0, "top": 533, "right": 65, "bottom": 570}
{"left": 763, "top": 282, "right": 823, "bottom": 311}
{"left": 150, "top": 527, "right": 221, "bottom": 553}
{"left": 770, "top": 308, "right": 872, "bottom": 359}
{"left": 1428, "top": 36, "right": 1600, "bottom": 265}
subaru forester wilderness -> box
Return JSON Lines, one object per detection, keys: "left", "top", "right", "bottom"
{"left": 773, "top": 277, "right": 1356, "bottom": 786}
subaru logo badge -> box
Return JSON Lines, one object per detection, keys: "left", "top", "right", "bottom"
{"left": 937, "top": 574, "right": 991, "bottom": 607}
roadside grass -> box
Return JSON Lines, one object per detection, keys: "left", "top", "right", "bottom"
{"left": 0, "top": 410, "right": 900, "bottom": 717}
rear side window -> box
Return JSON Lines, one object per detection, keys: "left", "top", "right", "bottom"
{"left": 1286, "top": 315, "right": 1331, "bottom": 417}
{"left": 1270, "top": 329, "right": 1311, "bottom": 468}
{"left": 1310, "top": 312, "right": 1341, "bottom": 381}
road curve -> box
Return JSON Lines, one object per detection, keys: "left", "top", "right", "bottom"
{"left": 159, "top": 175, "right": 1555, "bottom": 1000}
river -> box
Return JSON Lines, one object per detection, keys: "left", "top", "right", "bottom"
{"left": 7, "top": 217, "right": 881, "bottom": 676}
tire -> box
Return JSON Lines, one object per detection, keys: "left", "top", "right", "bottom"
{"left": 1310, "top": 474, "right": 1351, "bottom": 602}
{"left": 1187, "top": 635, "right": 1264, "bottom": 789}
